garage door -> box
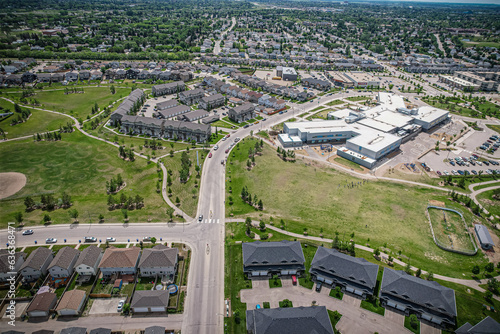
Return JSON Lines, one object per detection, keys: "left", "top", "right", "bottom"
{"left": 281, "top": 270, "right": 289, "bottom": 275}
{"left": 324, "top": 279, "right": 333, "bottom": 285}
{"left": 29, "top": 311, "right": 47, "bottom": 317}
{"left": 58, "top": 309, "right": 76, "bottom": 316}
{"left": 346, "top": 287, "right": 354, "bottom": 293}
{"left": 133, "top": 307, "right": 149, "bottom": 313}
{"left": 316, "top": 276, "right": 325, "bottom": 282}
{"left": 258, "top": 271, "right": 268, "bottom": 276}
{"left": 251, "top": 272, "right": 260, "bottom": 276}
{"left": 289, "top": 270, "right": 297, "bottom": 275}
{"left": 150, "top": 307, "right": 166, "bottom": 312}
{"left": 354, "top": 289, "right": 363, "bottom": 296}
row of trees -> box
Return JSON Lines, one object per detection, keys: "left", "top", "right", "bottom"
{"left": 64, "top": 87, "right": 85, "bottom": 95}
{"left": 332, "top": 232, "right": 355, "bottom": 257}
{"left": 24, "top": 192, "right": 72, "bottom": 212}
{"left": 179, "top": 151, "right": 192, "bottom": 183}
{"left": 33, "top": 131, "right": 62, "bottom": 141}
{"left": 276, "top": 147, "right": 296, "bottom": 161}
{"left": 107, "top": 193, "right": 144, "bottom": 210}
{"left": 449, "top": 190, "right": 482, "bottom": 216}
{"left": 240, "top": 186, "right": 263, "bottom": 210}
{"left": 10, "top": 107, "right": 31, "bottom": 126}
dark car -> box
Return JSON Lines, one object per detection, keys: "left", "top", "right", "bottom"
{"left": 315, "top": 282, "right": 322, "bottom": 292}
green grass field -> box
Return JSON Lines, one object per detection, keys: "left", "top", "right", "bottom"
{"left": 0, "top": 131, "right": 166, "bottom": 227}
{"left": 486, "top": 124, "right": 500, "bottom": 134}
{"left": 5, "top": 87, "right": 130, "bottom": 120}
{"left": 427, "top": 207, "right": 476, "bottom": 253}
{"left": 0, "top": 100, "right": 69, "bottom": 139}
{"left": 346, "top": 96, "right": 369, "bottom": 102}
{"left": 160, "top": 148, "right": 208, "bottom": 217}
{"left": 225, "top": 138, "right": 488, "bottom": 278}
{"left": 326, "top": 99, "right": 345, "bottom": 106}
{"left": 477, "top": 189, "right": 500, "bottom": 217}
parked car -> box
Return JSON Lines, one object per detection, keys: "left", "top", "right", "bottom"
{"left": 225, "top": 149, "right": 229, "bottom": 154}
{"left": 213, "top": 145, "right": 219, "bottom": 151}
{"left": 315, "top": 282, "right": 322, "bottom": 292}
{"left": 84, "top": 237, "right": 97, "bottom": 243}
{"left": 292, "top": 275, "right": 297, "bottom": 285}
{"left": 198, "top": 215, "right": 203, "bottom": 222}
{"left": 106, "top": 237, "right": 116, "bottom": 242}
{"left": 143, "top": 237, "right": 152, "bottom": 241}
{"left": 208, "top": 152, "right": 212, "bottom": 158}
{"left": 117, "top": 300, "right": 125, "bottom": 312}
{"left": 22, "top": 229, "right": 34, "bottom": 235}
{"left": 46, "top": 238, "right": 57, "bottom": 244}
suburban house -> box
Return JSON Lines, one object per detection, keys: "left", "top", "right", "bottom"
{"left": 379, "top": 268, "right": 457, "bottom": 328}
{"left": 20, "top": 247, "right": 54, "bottom": 281}
{"left": 27, "top": 291, "right": 57, "bottom": 318}
{"left": 145, "top": 326, "right": 167, "bottom": 334}
{"left": 48, "top": 247, "right": 80, "bottom": 278}
{"left": 60, "top": 327, "right": 87, "bottom": 334}
{"left": 301, "top": 77, "right": 332, "bottom": 91}
{"left": 198, "top": 93, "right": 225, "bottom": 110}
{"left": 98, "top": 247, "right": 141, "bottom": 278}
{"left": 309, "top": 247, "right": 378, "bottom": 300}
{"left": 74, "top": 245, "right": 103, "bottom": 277}
{"left": 474, "top": 224, "right": 494, "bottom": 250}
{"left": 228, "top": 103, "right": 255, "bottom": 123}
{"left": 130, "top": 290, "right": 170, "bottom": 313}
{"left": 455, "top": 316, "right": 500, "bottom": 334}
{"left": 56, "top": 289, "right": 86, "bottom": 316}
{"left": 246, "top": 306, "right": 334, "bottom": 334}
{"left": 0, "top": 250, "right": 25, "bottom": 282}
{"left": 179, "top": 88, "right": 205, "bottom": 105}
{"left": 89, "top": 328, "right": 112, "bottom": 334}
{"left": 138, "top": 244, "right": 178, "bottom": 280}
{"left": 242, "top": 240, "right": 305, "bottom": 278}
{"left": 65, "top": 71, "right": 79, "bottom": 82}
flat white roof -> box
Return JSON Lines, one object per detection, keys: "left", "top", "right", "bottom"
{"left": 278, "top": 133, "right": 302, "bottom": 143}
{"left": 414, "top": 106, "right": 449, "bottom": 123}
{"left": 347, "top": 125, "right": 401, "bottom": 151}
{"left": 285, "top": 120, "right": 352, "bottom": 133}
{"left": 377, "top": 92, "right": 406, "bottom": 110}
{"left": 357, "top": 118, "right": 396, "bottom": 133}
{"left": 328, "top": 108, "right": 353, "bottom": 119}
{"left": 374, "top": 110, "right": 413, "bottom": 128}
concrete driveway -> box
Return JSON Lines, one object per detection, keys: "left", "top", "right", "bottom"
{"left": 251, "top": 278, "right": 269, "bottom": 290}
{"left": 421, "top": 322, "right": 441, "bottom": 334}
{"left": 385, "top": 309, "right": 405, "bottom": 325}
{"left": 1, "top": 301, "right": 29, "bottom": 318}
{"left": 89, "top": 297, "right": 125, "bottom": 315}
{"left": 241, "top": 285, "right": 412, "bottom": 334}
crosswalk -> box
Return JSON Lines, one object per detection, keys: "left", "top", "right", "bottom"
{"left": 198, "top": 219, "right": 221, "bottom": 224}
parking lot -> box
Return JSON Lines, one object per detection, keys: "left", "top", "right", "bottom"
{"left": 141, "top": 96, "right": 178, "bottom": 118}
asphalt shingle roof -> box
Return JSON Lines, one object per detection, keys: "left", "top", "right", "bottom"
{"left": 99, "top": 247, "right": 140, "bottom": 268}
{"left": 131, "top": 290, "right": 169, "bottom": 308}
{"left": 74, "top": 245, "right": 102, "bottom": 268}
{"left": 27, "top": 292, "right": 57, "bottom": 312}
{"left": 380, "top": 268, "right": 457, "bottom": 317}
{"left": 56, "top": 289, "right": 86, "bottom": 311}
{"left": 138, "top": 246, "right": 178, "bottom": 268}
{"left": 246, "top": 306, "right": 334, "bottom": 334}
{"left": 60, "top": 327, "right": 86, "bottom": 334}
{"left": 20, "top": 247, "right": 52, "bottom": 271}
{"left": 0, "top": 250, "right": 25, "bottom": 273}
{"left": 48, "top": 246, "right": 80, "bottom": 270}
{"left": 309, "top": 247, "right": 378, "bottom": 289}
{"left": 242, "top": 240, "right": 305, "bottom": 267}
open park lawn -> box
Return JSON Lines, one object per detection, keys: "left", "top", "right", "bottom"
{"left": 477, "top": 189, "right": 500, "bottom": 217}
{"left": 5, "top": 86, "right": 130, "bottom": 120}
{"left": 0, "top": 131, "right": 165, "bottom": 227}
{"left": 0, "top": 98, "right": 69, "bottom": 139}
{"left": 160, "top": 148, "right": 209, "bottom": 217}
{"left": 225, "top": 138, "right": 488, "bottom": 278}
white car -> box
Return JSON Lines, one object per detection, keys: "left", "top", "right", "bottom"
{"left": 443, "top": 171, "right": 449, "bottom": 176}
{"left": 22, "top": 230, "right": 34, "bottom": 235}
{"left": 45, "top": 238, "right": 57, "bottom": 244}
{"left": 117, "top": 300, "right": 125, "bottom": 312}
{"left": 476, "top": 161, "right": 482, "bottom": 166}
{"left": 106, "top": 237, "right": 116, "bottom": 242}
{"left": 213, "top": 145, "right": 219, "bottom": 151}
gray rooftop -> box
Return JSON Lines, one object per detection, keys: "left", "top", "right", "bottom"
{"left": 0, "top": 250, "right": 25, "bottom": 273}
{"left": 48, "top": 246, "right": 80, "bottom": 271}
{"left": 230, "top": 103, "right": 254, "bottom": 116}
{"left": 20, "top": 247, "right": 53, "bottom": 271}
{"left": 242, "top": 240, "right": 305, "bottom": 267}
{"left": 180, "top": 88, "right": 205, "bottom": 98}
{"left": 158, "top": 105, "right": 190, "bottom": 118}
{"left": 475, "top": 224, "right": 494, "bottom": 246}
{"left": 310, "top": 247, "right": 378, "bottom": 289}
{"left": 144, "top": 326, "right": 166, "bottom": 334}
{"left": 138, "top": 246, "right": 178, "bottom": 268}
{"left": 89, "top": 328, "right": 111, "bottom": 334}
{"left": 246, "top": 306, "right": 334, "bottom": 334}
{"left": 201, "top": 93, "right": 224, "bottom": 102}
{"left": 74, "top": 245, "right": 102, "bottom": 268}
{"left": 458, "top": 316, "right": 500, "bottom": 334}
{"left": 380, "top": 268, "right": 457, "bottom": 317}
{"left": 131, "top": 290, "right": 170, "bottom": 308}
{"left": 156, "top": 99, "right": 178, "bottom": 109}
{"left": 60, "top": 328, "right": 87, "bottom": 334}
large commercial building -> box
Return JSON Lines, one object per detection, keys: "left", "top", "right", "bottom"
{"left": 438, "top": 75, "right": 480, "bottom": 91}
{"left": 326, "top": 71, "right": 380, "bottom": 88}
{"left": 276, "top": 66, "right": 298, "bottom": 81}
{"left": 279, "top": 92, "right": 449, "bottom": 168}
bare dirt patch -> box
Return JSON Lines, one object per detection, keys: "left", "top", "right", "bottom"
{"left": 295, "top": 149, "right": 309, "bottom": 156}
{"left": 0, "top": 172, "right": 26, "bottom": 199}
{"left": 429, "top": 200, "right": 445, "bottom": 207}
